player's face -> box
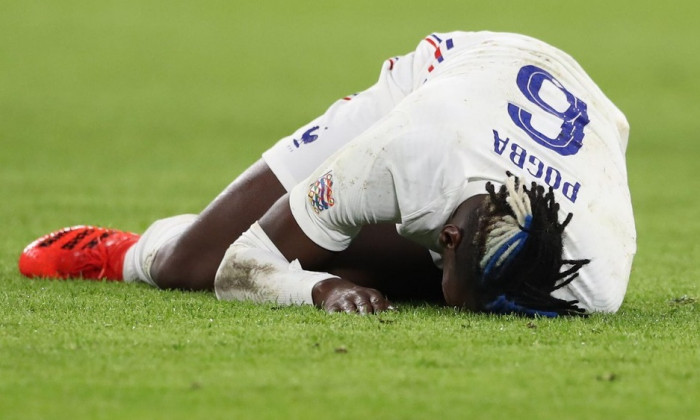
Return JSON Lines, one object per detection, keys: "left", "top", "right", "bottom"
{"left": 439, "top": 195, "right": 487, "bottom": 311}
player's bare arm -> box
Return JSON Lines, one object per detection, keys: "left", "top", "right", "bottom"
{"left": 258, "top": 196, "right": 394, "bottom": 314}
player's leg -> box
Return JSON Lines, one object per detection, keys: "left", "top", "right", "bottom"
{"left": 142, "top": 51, "right": 429, "bottom": 289}
{"left": 143, "top": 158, "right": 442, "bottom": 299}
{"left": 143, "top": 158, "right": 285, "bottom": 290}
{"left": 17, "top": 158, "right": 285, "bottom": 288}
{"left": 19, "top": 156, "right": 441, "bottom": 299}
{"left": 21, "top": 44, "right": 437, "bottom": 294}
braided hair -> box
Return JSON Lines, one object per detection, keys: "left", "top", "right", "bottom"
{"left": 475, "top": 173, "right": 589, "bottom": 317}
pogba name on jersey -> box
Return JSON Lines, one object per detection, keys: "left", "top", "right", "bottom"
{"left": 492, "top": 129, "right": 581, "bottom": 204}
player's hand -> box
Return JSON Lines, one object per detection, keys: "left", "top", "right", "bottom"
{"left": 311, "top": 278, "right": 394, "bottom": 314}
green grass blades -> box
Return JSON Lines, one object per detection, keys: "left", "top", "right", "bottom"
{"left": 1, "top": 279, "right": 697, "bottom": 419}
{"left": 1, "top": 0, "right": 699, "bottom": 419}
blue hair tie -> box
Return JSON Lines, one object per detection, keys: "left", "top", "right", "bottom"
{"left": 482, "top": 214, "right": 533, "bottom": 279}
{"left": 483, "top": 295, "right": 560, "bottom": 318}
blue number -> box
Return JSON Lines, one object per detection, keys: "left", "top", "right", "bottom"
{"left": 507, "top": 65, "right": 589, "bottom": 156}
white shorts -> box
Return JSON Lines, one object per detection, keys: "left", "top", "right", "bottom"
{"left": 262, "top": 32, "right": 448, "bottom": 191}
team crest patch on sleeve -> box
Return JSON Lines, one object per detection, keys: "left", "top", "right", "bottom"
{"left": 308, "top": 171, "right": 335, "bottom": 214}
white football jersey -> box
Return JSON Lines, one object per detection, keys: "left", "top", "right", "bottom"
{"left": 267, "top": 31, "right": 635, "bottom": 313}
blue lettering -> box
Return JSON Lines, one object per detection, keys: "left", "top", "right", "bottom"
{"left": 493, "top": 130, "right": 509, "bottom": 154}
{"left": 490, "top": 135, "right": 581, "bottom": 203}
{"left": 562, "top": 181, "right": 581, "bottom": 202}
{"left": 545, "top": 167, "right": 562, "bottom": 189}
{"left": 527, "top": 155, "right": 543, "bottom": 178}
{"left": 509, "top": 143, "right": 526, "bottom": 169}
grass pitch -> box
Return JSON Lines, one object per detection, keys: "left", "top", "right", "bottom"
{"left": 1, "top": 1, "right": 698, "bottom": 419}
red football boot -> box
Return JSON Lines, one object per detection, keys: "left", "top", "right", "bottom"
{"left": 18, "top": 226, "right": 140, "bottom": 281}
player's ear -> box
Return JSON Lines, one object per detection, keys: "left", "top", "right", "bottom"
{"left": 439, "top": 225, "right": 463, "bottom": 249}
{"left": 440, "top": 223, "right": 481, "bottom": 310}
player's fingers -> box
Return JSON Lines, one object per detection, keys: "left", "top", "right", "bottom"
{"left": 324, "top": 288, "right": 390, "bottom": 314}
{"left": 325, "top": 299, "right": 347, "bottom": 313}
{"left": 326, "top": 301, "right": 355, "bottom": 313}
{"left": 352, "top": 289, "right": 383, "bottom": 314}
{"left": 355, "top": 298, "right": 371, "bottom": 315}
{"left": 338, "top": 299, "right": 359, "bottom": 314}
{"left": 367, "top": 291, "right": 393, "bottom": 313}
{"left": 325, "top": 297, "right": 358, "bottom": 314}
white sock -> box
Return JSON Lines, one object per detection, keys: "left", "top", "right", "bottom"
{"left": 122, "top": 214, "right": 197, "bottom": 287}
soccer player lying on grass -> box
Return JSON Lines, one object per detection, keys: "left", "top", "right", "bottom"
{"left": 19, "top": 31, "right": 636, "bottom": 317}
